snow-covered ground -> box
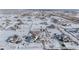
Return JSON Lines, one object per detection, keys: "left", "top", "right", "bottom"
{"left": 0, "top": 9, "right": 79, "bottom": 50}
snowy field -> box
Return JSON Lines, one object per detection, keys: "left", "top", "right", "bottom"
{"left": 0, "top": 9, "right": 79, "bottom": 50}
